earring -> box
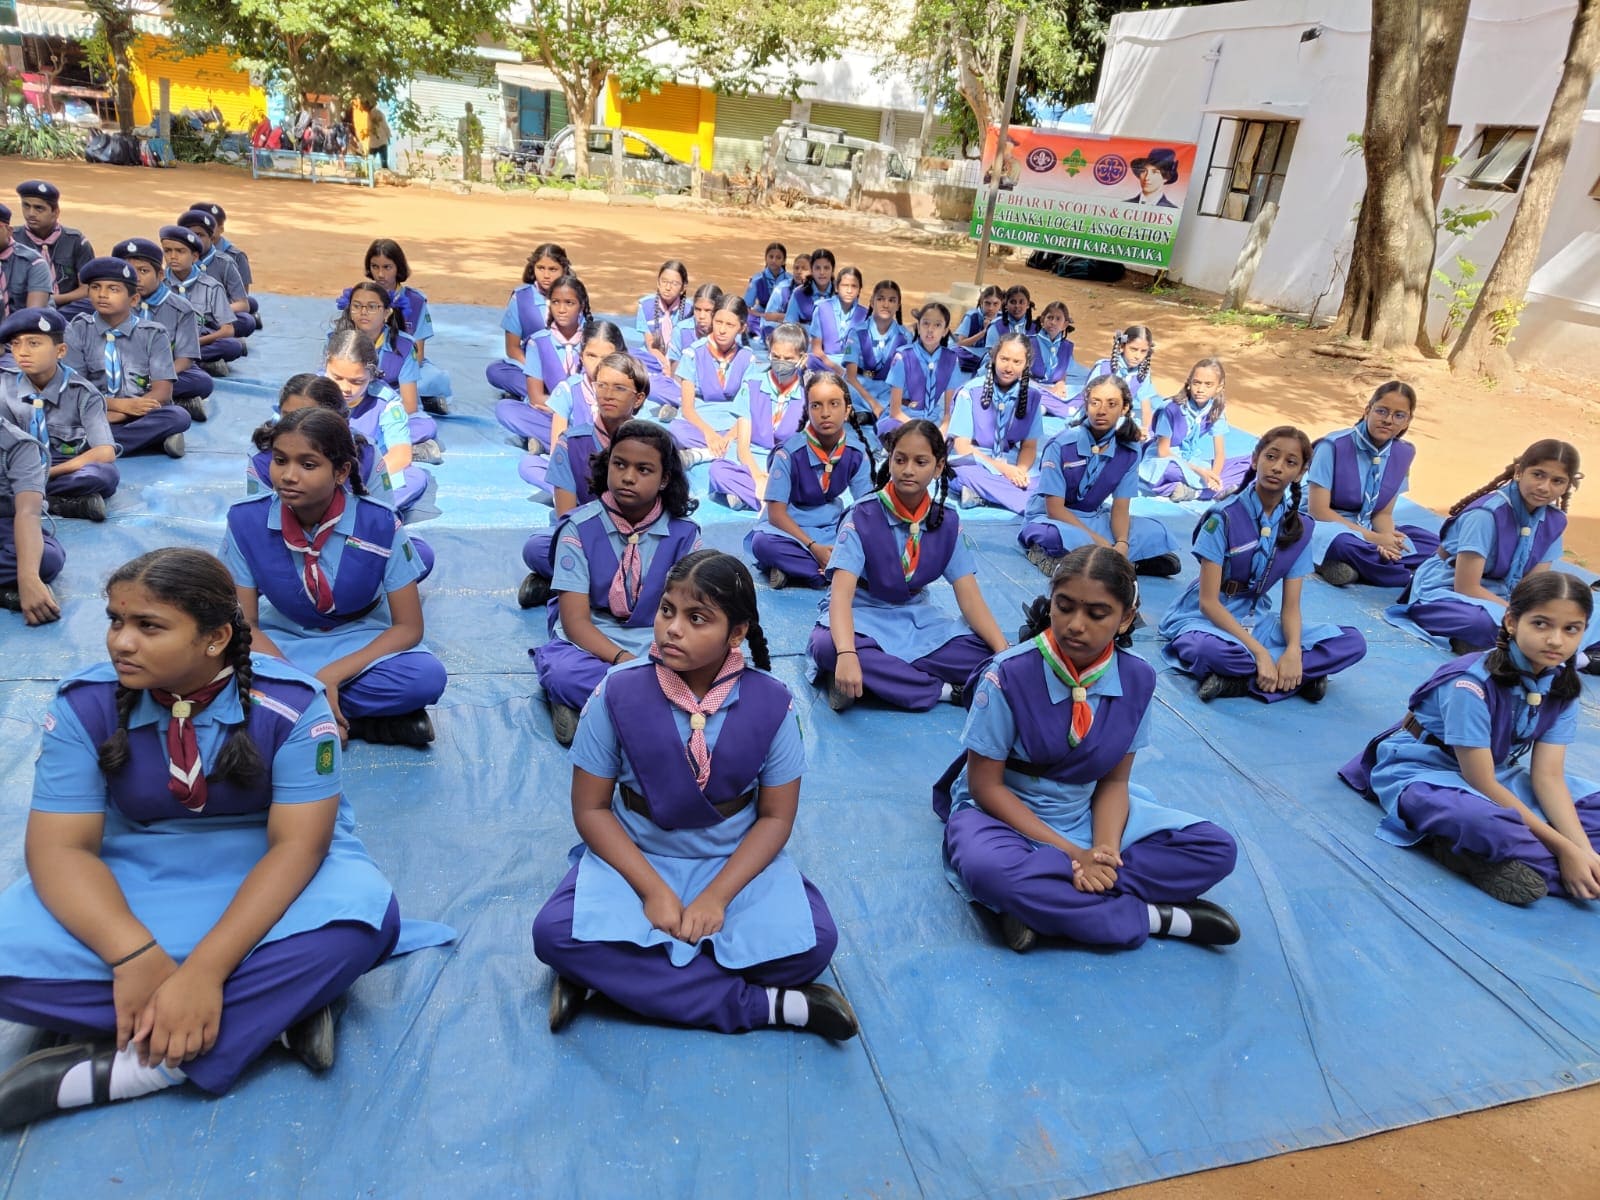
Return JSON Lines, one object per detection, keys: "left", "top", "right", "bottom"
{"left": 208, "top": 644, "right": 217, "bottom": 653}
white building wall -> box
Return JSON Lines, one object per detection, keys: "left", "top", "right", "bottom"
{"left": 1093, "top": 0, "right": 1600, "bottom": 353}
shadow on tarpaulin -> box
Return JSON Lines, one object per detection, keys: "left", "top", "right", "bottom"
{"left": 1, "top": 294, "right": 1597, "bottom": 1199}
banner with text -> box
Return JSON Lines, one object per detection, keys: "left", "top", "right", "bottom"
{"left": 970, "top": 127, "right": 1197, "bottom": 269}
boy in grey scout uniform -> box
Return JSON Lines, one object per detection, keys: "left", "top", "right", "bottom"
{"left": 112, "top": 236, "right": 212, "bottom": 412}
{"left": 63, "top": 258, "right": 187, "bottom": 459}
{"left": 176, "top": 209, "right": 258, "bottom": 338}
{"left": 0, "top": 307, "right": 117, "bottom": 520}
{"left": 0, "top": 204, "right": 51, "bottom": 317}
{"left": 0, "top": 411, "right": 62, "bottom": 622}
{"left": 161, "top": 224, "right": 243, "bottom": 376}
{"left": 12, "top": 180, "right": 94, "bottom": 318}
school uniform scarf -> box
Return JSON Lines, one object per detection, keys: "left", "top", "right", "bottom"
{"left": 27, "top": 225, "right": 63, "bottom": 294}
{"left": 150, "top": 667, "right": 236, "bottom": 811}
{"left": 603, "top": 494, "right": 664, "bottom": 619}
{"left": 280, "top": 490, "right": 348, "bottom": 614}
{"left": 877, "top": 486, "right": 932, "bottom": 581}
{"left": 651, "top": 644, "right": 746, "bottom": 787}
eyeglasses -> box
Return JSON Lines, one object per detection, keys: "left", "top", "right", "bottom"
{"left": 1369, "top": 406, "right": 1411, "bottom": 422}
{"left": 594, "top": 382, "right": 640, "bottom": 399}
{"left": 349, "top": 303, "right": 386, "bottom": 315}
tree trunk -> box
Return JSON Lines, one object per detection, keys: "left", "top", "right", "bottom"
{"left": 1449, "top": 0, "right": 1600, "bottom": 380}
{"left": 951, "top": 26, "right": 995, "bottom": 140}
{"left": 110, "top": 50, "right": 135, "bottom": 136}
{"left": 1332, "top": 0, "right": 1468, "bottom": 354}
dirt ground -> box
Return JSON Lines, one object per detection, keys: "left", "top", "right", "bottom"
{"left": 6, "top": 158, "right": 1599, "bottom": 1198}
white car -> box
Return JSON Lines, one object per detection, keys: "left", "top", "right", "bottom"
{"left": 539, "top": 125, "right": 693, "bottom": 192}
{"left": 768, "top": 121, "right": 912, "bottom": 202}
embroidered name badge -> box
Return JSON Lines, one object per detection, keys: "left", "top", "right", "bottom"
{"left": 1063, "top": 459, "right": 1088, "bottom": 469}
{"left": 1228, "top": 538, "right": 1261, "bottom": 555}
{"left": 345, "top": 536, "right": 392, "bottom": 558}
{"left": 315, "top": 740, "right": 336, "bottom": 775}
{"left": 310, "top": 720, "right": 339, "bottom": 739}
{"left": 1453, "top": 678, "right": 1487, "bottom": 701}
{"left": 249, "top": 689, "right": 302, "bottom": 721}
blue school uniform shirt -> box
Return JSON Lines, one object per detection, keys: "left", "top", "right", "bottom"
{"left": 842, "top": 319, "right": 909, "bottom": 373}
{"left": 0, "top": 241, "right": 50, "bottom": 312}
{"left": 1030, "top": 331, "right": 1071, "bottom": 382}
{"left": 1446, "top": 484, "right": 1561, "bottom": 588}
{"left": 546, "top": 375, "right": 595, "bottom": 426}
{"left": 807, "top": 297, "right": 866, "bottom": 353}
{"left": 0, "top": 415, "right": 47, "bottom": 497}
{"left": 744, "top": 268, "right": 790, "bottom": 320}
{"left": 374, "top": 328, "right": 422, "bottom": 388}
{"left": 572, "top": 664, "right": 806, "bottom": 790}
{"left": 674, "top": 338, "right": 748, "bottom": 414}
{"left": 1411, "top": 647, "right": 1576, "bottom": 751}
{"left": 982, "top": 314, "right": 1036, "bottom": 353}
{"left": 1195, "top": 486, "right": 1314, "bottom": 587}
{"left": 947, "top": 378, "right": 1044, "bottom": 461}
{"left": 633, "top": 295, "right": 688, "bottom": 342}
{"left": 885, "top": 342, "right": 956, "bottom": 422}
{"left": 166, "top": 268, "right": 234, "bottom": 333}
{"left": 1153, "top": 398, "right": 1229, "bottom": 463}
{"left": 499, "top": 284, "right": 546, "bottom": 345}
{"left": 545, "top": 424, "right": 607, "bottom": 496}
{"left": 762, "top": 431, "right": 875, "bottom": 540}
{"left": 139, "top": 286, "right": 203, "bottom": 363}
{"left": 784, "top": 283, "right": 833, "bottom": 326}
{"left": 220, "top": 495, "right": 424, "bottom": 674}
{"left": 1028, "top": 424, "right": 1137, "bottom": 519}
{"left": 1084, "top": 357, "right": 1161, "bottom": 414}
{"left": 1306, "top": 424, "right": 1406, "bottom": 526}
{"left": 0, "top": 363, "right": 111, "bottom": 455}
{"left": 63, "top": 312, "right": 176, "bottom": 397}
{"left": 528, "top": 325, "right": 583, "bottom": 388}
{"left": 550, "top": 501, "right": 703, "bottom": 655}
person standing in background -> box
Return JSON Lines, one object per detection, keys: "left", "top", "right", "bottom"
{"left": 458, "top": 103, "right": 484, "bottom": 182}
{"left": 369, "top": 105, "right": 391, "bottom": 172}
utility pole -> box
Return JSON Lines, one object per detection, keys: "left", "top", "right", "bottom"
{"left": 974, "top": 11, "right": 1028, "bottom": 286}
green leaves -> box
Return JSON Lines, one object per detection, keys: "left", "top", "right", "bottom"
{"left": 167, "top": 0, "right": 509, "bottom": 103}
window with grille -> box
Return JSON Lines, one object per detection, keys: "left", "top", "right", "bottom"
{"left": 1198, "top": 118, "right": 1298, "bottom": 222}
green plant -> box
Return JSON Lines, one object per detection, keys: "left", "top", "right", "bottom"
{"left": 169, "top": 116, "right": 229, "bottom": 163}
{"left": 1431, "top": 254, "right": 1481, "bottom": 346}
{"left": 0, "top": 113, "right": 87, "bottom": 160}
{"left": 1488, "top": 299, "right": 1525, "bottom": 347}
{"left": 1342, "top": 131, "right": 1364, "bottom": 158}
{"left": 1438, "top": 203, "right": 1494, "bottom": 236}
{"left": 1206, "top": 308, "right": 1284, "bottom": 330}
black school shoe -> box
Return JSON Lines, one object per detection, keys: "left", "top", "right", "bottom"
{"left": 1314, "top": 560, "right": 1359, "bottom": 588}
{"left": 0, "top": 587, "right": 21, "bottom": 612}
{"left": 282, "top": 1004, "right": 336, "bottom": 1071}
{"left": 773, "top": 984, "right": 859, "bottom": 1040}
{"left": 548, "top": 976, "right": 588, "bottom": 1032}
{"left": 1197, "top": 673, "right": 1251, "bottom": 703}
{"left": 420, "top": 395, "right": 450, "bottom": 416}
{"left": 347, "top": 710, "right": 435, "bottom": 748}
{"left": 49, "top": 494, "right": 106, "bottom": 521}
{"left": 1299, "top": 676, "right": 1328, "bottom": 703}
{"left": 1151, "top": 900, "right": 1241, "bottom": 946}
{"left": 551, "top": 703, "right": 581, "bottom": 747}
{"left": 517, "top": 572, "right": 551, "bottom": 609}
{"left": 1135, "top": 552, "right": 1183, "bottom": 578}
{"left": 999, "top": 912, "right": 1037, "bottom": 954}
{"left": 1429, "top": 839, "right": 1547, "bottom": 905}
{"left": 0, "top": 1040, "right": 114, "bottom": 1128}
{"left": 178, "top": 397, "right": 210, "bottom": 423}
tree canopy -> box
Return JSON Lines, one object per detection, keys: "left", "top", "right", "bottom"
{"left": 167, "top": 0, "right": 510, "bottom": 107}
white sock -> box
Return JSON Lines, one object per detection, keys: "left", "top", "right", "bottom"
{"left": 765, "top": 987, "right": 810, "bottom": 1027}
{"left": 56, "top": 1044, "right": 185, "bottom": 1108}
{"left": 939, "top": 682, "right": 954, "bottom": 703}
{"left": 1149, "top": 904, "right": 1193, "bottom": 938}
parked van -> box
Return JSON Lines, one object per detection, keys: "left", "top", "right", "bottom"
{"left": 767, "top": 121, "right": 912, "bottom": 202}
{"left": 539, "top": 125, "right": 693, "bottom": 192}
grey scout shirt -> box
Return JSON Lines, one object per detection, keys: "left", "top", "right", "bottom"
{"left": 64, "top": 312, "right": 176, "bottom": 397}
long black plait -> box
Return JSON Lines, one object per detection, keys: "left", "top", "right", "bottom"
{"left": 927, "top": 469, "right": 950, "bottom": 531}
{"left": 744, "top": 617, "right": 773, "bottom": 671}
{"left": 96, "top": 685, "right": 138, "bottom": 775}
{"left": 1018, "top": 595, "right": 1051, "bottom": 641}
{"left": 1278, "top": 480, "right": 1304, "bottom": 550}
{"left": 210, "top": 613, "right": 267, "bottom": 786}
{"left": 845, "top": 407, "right": 877, "bottom": 478}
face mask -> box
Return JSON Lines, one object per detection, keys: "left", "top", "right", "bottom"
{"left": 769, "top": 360, "right": 801, "bottom": 385}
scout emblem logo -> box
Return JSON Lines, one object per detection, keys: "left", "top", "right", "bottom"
{"left": 316, "top": 740, "right": 336, "bottom": 774}
{"left": 1093, "top": 154, "right": 1128, "bottom": 186}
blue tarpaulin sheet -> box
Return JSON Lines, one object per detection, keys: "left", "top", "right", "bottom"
{"left": 2, "top": 296, "right": 1597, "bottom": 1198}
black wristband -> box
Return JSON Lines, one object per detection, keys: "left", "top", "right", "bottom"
{"left": 108, "top": 939, "right": 157, "bottom": 968}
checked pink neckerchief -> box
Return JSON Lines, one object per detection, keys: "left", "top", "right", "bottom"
{"left": 602, "top": 494, "right": 663, "bottom": 619}
{"left": 651, "top": 644, "right": 745, "bottom": 787}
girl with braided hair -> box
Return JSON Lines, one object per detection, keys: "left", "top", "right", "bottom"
{"left": 807, "top": 420, "right": 1008, "bottom": 712}
{"left": 223, "top": 408, "right": 445, "bottom": 748}
{"left": 1073, "top": 324, "right": 1161, "bottom": 428}
{"left": 1157, "top": 426, "right": 1368, "bottom": 703}
{"left": 1386, "top": 440, "right": 1599, "bottom": 667}
{"left": 934, "top": 547, "right": 1241, "bottom": 953}
{"left": 1342, "top": 573, "right": 1600, "bottom": 906}
{"left": 534, "top": 549, "right": 857, "bottom": 1040}
{"left": 946, "top": 331, "right": 1045, "bottom": 514}
{"left": 0, "top": 547, "right": 451, "bottom": 1128}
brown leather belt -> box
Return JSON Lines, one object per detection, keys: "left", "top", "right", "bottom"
{"left": 1220, "top": 580, "right": 1255, "bottom": 597}
{"left": 1401, "top": 713, "right": 1449, "bottom": 752}
{"left": 620, "top": 784, "right": 754, "bottom": 821}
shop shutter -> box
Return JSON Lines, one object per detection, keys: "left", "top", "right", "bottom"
{"left": 410, "top": 68, "right": 499, "bottom": 133}
{"left": 807, "top": 101, "right": 881, "bottom": 142}
{"left": 616, "top": 81, "right": 701, "bottom": 137}
{"left": 716, "top": 93, "right": 790, "bottom": 142}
